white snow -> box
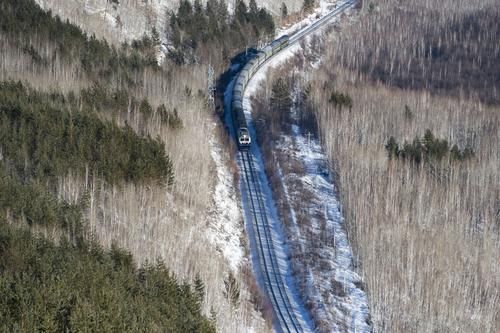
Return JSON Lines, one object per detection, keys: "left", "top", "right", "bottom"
{"left": 238, "top": 1, "right": 372, "bottom": 331}
{"left": 275, "top": 119, "right": 372, "bottom": 332}
{"left": 276, "top": 0, "right": 340, "bottom": 38}
{"left": 206, "top": 131, "right": 245, "bottom": 272}
{"left": 242, "top": 119, "right": 317, "bottom": 333}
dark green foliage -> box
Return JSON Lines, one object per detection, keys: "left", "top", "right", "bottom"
{"left": 329, "top": 91, "right": 353, "bottom": 110}
{"left": 151, "top": 27, "right": 161, "bottom": 46}
{"left": 281, "top": 2, "right": 288, "bottom": 19}
{"left": 235, "top": 0, "right": 249, "bottom": 23}
{"left": 158, "top": 104, "right": 183, "bottom": 129}
{"left": 385, "top": 129, "right": 474, "bottom": 164}
{"left": 194, "top": 274, "right": 206, "bottom": 301}
{"left": 0, "top": 81, "right": 174, "bottom": 186}
{"left": 423, "top": 129, "right": 449, "bottom": 161}
{"left": 139, "top": 98, "right": 154, "bottom": 118}
{"left": 368, "top": 2, "right": 376, "bottom": 14}
{"left": 80, "top": 83, "right": 131, "bottom": 116}
{"left": 21, "top": 44, "right": 46, "bottom": 65}
{"left": 270, "top": 78, "right": 292, "bottom": 113}
{"left": 169, "top": 0, "right": 274, "bottom": 63}
{"left": 0, "top": 0, "right": 159, "bottom": 86}
{"left": 404, "top": 105, "right": 413, "bottom": 120}
{"left": 0, "top": 167, "right": 84, "bottom": 247}
{"left": 385, "top": 136, "right": 399, "bottom": 159}
{"left": 302, "top": 0, "right": 315, "bottom": 13}
{"left": 0, "top": 222, "right": 215, "bottom": 333}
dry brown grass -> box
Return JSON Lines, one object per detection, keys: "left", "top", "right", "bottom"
{"left": 0, "top": 9, "right": 272, "bottom": 333}
{"left": 302, "top": 1, "right": 500, "bottom": 329}
{"left": 311, "top": 74, "right": 500, "bottom": 332}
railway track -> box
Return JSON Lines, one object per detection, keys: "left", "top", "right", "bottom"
{"left": 236, "top": 2, "right": 357, "bottom": 332}
{"left": 240, "top": 150, "right": 302, "bottom": 332}
{"left": 289, "top": 0, "right": 357, "bottom": 45}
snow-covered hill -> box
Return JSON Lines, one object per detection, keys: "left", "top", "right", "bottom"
{"left": 35, "top": 0, "right": 304, "bottom": 44}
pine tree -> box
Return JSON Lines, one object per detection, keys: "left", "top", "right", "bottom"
{"left": 151, "top": 26, "right": 160, "bottom": 46}
{"left": 235, "top": 0, "right": 248, "bottom": 24}
{"left": 194, "top": 274, "right": 205, "bottom": 303}
{"left": 450, "top": 144, "right": 461, "bottom": 161}
{"left": 281, "top": 2, "right": 288, "bottom": 19}
{"left": 385, "top": 136, "right": 399, "bottom": 159}
{"left": 249, "top": 0, "right": 258, "bottom": 22}
{"left": 270, "top": 78, "right": 292, "bottom": 113}
{"left": 302, "top": 0, "right": 315, "bottom": 13}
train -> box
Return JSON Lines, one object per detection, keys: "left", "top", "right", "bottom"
{"left": 232, "top": 35, "right": 290, "bottom": 149}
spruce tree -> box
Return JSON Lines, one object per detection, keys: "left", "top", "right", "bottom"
{"left": 385, "top": 136, "right": 399, "bottom": 159}
{"left": 302, "top": 0, "right": 315, "bottom": 13}
{"left": 270, "top": 77, "right": 292, "bottom": 113}
{"left": 249, "top": 0, "right": 258, "bottom": 18}
{"left": 194, "top": 274, "right": 205, "bottom": 304}
{"left": 235, "top": 0, "right": 248, "bottom": 24}
{"left": 281, "top": 2, "right": 288, "bottom": 19}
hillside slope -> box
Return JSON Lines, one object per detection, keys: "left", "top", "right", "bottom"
{"left": 307, "top": 0, "right": 500, "bottom": 331}
{"left": 35, "top": 0, "right": 304, "bottom": 44}
{"left": 0, "top": 0, "right": 274, "bottom": 331}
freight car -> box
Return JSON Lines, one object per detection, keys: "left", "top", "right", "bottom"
{"left": 232, "top": 35, "right": 289, "bottom": 149}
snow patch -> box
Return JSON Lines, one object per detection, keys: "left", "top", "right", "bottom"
{"left": 206, "top": 131, "right": 244, "bottom": 272}
{"left": 277, "top": 0, "right": 340, "bottom": 37}
{"left": 275, "top": 120, "right": 372, "bottom": 332}
{"left": 240, "top": 1, "right": 372, "bottom": 331}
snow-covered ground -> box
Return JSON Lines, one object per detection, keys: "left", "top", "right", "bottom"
{"left": 276, "top": 0, "right": 341, "bottom": 38}
{"left": 235, "top": 0, "right": 372, "bottom": 331}
{"left": 223, "top": 62, "right": 315, "bottom": 332}
{"left": 35, "top": 0, "right": 304, "bottom": 46}
{"left": 206, "top": 133, "right": 244, "bottom": 272}
{"left": 273, "top": 108, "right": 372, "bottom": 332}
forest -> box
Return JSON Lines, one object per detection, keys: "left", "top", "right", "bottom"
{"left": 0, "top": 0, "right": 222, "bottom": 330}
{"left": 247, "top": 0, "right": 499, "bottom": 331}
{"left": 0, "top": 81, "right": 174, "bottom": 185}
{"left": 335, "top": 0, "right": 500, "bottom": 104}
{"left": 168, "top": 0, "right": 275, "bottom": 64}
{"left": 0, "top": 0, "right": 160, "bottom": 86}
{"left": 311, "top": 0, "right": 500, "bottom": 331}
{"left": 0, "top": 221, "right": 215, "bottom": 332}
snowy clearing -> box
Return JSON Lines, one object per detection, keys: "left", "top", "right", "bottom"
{"left": 240, "top": 0, "right": 372, "bottom": 331}
{"left": 206, "top": 131, "right": 244, "bottom": 272}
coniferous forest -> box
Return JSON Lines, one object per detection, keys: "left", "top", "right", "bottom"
{"left": 0, "top": 0, "right": 224, "bottom": 330}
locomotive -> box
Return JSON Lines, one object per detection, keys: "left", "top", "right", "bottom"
{"left": 232, "top": 35, "right": 289, "bottom": 149}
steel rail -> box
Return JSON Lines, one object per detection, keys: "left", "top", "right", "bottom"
{"left": 240, "top": 151, "right": 295, "bottom": 332}
{"left": 237, "top": 2, "right": 358, "bottom": 332}
{"left": 242, "top": 150, "right": 302, "bottom": 332}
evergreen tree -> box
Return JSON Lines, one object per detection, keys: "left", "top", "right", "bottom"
{"left": 270, "top": 78, "right": 292, "bottom": 113}
{"left": 249, "top": 0, "right": 258, "bottom": 19}
{"left": 385, "top": 136, "right": 399, "bottom": 159}
{"left": 151, "top": 26, "right": 161, "bottom": 46}
{"left": 281, "top": 2, "right": 288, "bottom": 19}
{"left": 329, "top": 91, "right": 353, "bottom": 110}
{"left": 194, "top": 274, "right": 205, "bottom": 303}
{"left": 450, "top": 144, "right": 462, "bottom": 161}
{"left": 404, "top": 104, "right": 413, "bottom": 120}
{"left": 223, "top": 272, "right": 240, "bottom": 310}
{"left": 235, "top": 0, "right": 248, "bottom": 24}
{"left": 302, "top": 0, "right": 315, "bottom": 13}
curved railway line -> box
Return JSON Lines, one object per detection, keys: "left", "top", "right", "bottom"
{"left": 240, "top": 151, "right": 301, "bottom": 332}
{"left": 232, "top": 1, "right": 357, "bottom": 332}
